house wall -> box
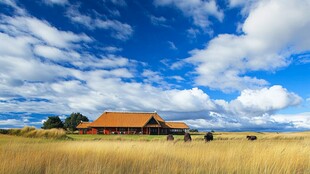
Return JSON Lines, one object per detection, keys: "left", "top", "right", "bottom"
{"left": 104, "top": 127, "right": 143, "bottom": 135}
{"left": 87, "top": 129, "right": 92, "bottom": 134}
{"left": 78, "top": 128, "right": 92, "bottom": 134}
{"left": 91, "top": 128, "right": 98, "bottom": 134}
{"left": 79, "top": 127, "right": 186, "bottom": 135}
{"left": 168, "top": 129, "right": 187, "bottom": 135}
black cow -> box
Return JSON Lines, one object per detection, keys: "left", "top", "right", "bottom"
{"left": 204, "top": 132, "right": 213, "bottom": 142}
{"left": 167, "top": 134, "right": 174, "bottom": 141}
{"left": 184, "top": 133, "right": 192, "bottom": 142}
{"left": 246, "top": 135, "right": 257, "bottom": 141}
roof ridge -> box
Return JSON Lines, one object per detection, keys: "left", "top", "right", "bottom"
{"left": 105, "top": 111, "right": 157, "bottom": 114}
{"left": 166, "top": 121, "right": 185, "bottom": 123}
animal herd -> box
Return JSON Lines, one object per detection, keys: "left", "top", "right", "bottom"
{"left": 167, "top": 132, "right": 257, "bottom": 142}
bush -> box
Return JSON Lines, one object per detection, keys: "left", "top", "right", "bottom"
{"left": 24, "top": 130, "right": 38, "bottom": 138}
{"left": 6, "top": 126, "right": 67, "bottom": 139}
{"left": 189, "top": 129, "right": 199, "bottom": 132}
{"left": 0, "top": 129, "right": 9, "bottom": 134}
{"left": 42, "top": 116, "right": 64, "bottom": 129}
{"left": 45, "top": 128, "right": 67, "bottom": 139}
{"left": 20, "top": 126, "right": 36, "bottom": 135}
{"left": 64, "top": 112, "right": 89, "bottom": 131}
{"left": 8, "top": 129, "right": 21, "bottom": 136}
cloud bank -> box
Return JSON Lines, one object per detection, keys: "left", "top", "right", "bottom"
{"left": 0, "top": 0, "right": 309, "bottom": 131}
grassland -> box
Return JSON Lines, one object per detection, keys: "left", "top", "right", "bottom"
{"left": 67, "top": 131, "right": 310, "bottom": 141}
{"left": 1, "top": 132, "right": 310, "bottom": 174}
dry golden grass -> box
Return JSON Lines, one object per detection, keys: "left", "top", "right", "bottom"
{"left": 6, "top": 126, "right": 67, "bottom": 139}
{"left": 0, "top": 132, "right": 310, "bottom": 174}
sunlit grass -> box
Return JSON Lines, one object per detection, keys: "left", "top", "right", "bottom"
{"left": 6, "top": 126, "right": 67, "bottom": 139}
{"left": 1, "top": 132, "right": 310, "bottom": 174}
{"left": 68, "top": 131, "right": 310, "bottom": 141}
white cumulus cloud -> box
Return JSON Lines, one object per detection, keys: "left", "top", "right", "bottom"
{"left": 2, "top": 16, "right": 92, "bottom": 48}
{"left": 185, "top": 0, "right": 310, "bottom": 92}
{"left": 66, "top": 7, "right": 133, "bottom": 41}
{"left": 43, "top": 0, "right": 68, "bottom": 6}
{"left": 154, "top": 0, "right": 223, "bottom": 29}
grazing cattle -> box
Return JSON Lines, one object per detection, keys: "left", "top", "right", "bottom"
{"left": 167, "top": 134, "right": 174, "bottom": 141}
{"left": 184, "top": 133, "right": 192, "bottom": 142}
{"left": 246, "top": 135, "right": 257, "bottom": 141}
{"left": 204, "top": 132, "right": 213, "bottom": 142}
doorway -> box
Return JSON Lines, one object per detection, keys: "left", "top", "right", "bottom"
{"left": 150, "top": 128, "right": 158, "bottom": 135}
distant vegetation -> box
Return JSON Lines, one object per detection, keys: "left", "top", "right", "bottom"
{"left": 42, "top": 116, "right": 64, "bottom": 129}
{"left": 42, "top": 112, "right": 89, "bottom": 131}
{"left": 189, "top": 129, "right": 199, "bottom": 132}
{"left": 0, "top": 126, "right": 66, "bottom": 139}
{"left": 64, "top": 112, "right": 89, "bottom": 131}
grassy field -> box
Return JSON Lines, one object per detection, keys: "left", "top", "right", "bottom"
{"left": 67, "top": 131, "right": 310, "bottom": 141}
{"left": 1, "top": 132, "right": 310, "bottom": 174}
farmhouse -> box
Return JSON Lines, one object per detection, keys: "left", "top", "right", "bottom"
{"left": 76, "top": 111, "right": 189, "bottom": 135}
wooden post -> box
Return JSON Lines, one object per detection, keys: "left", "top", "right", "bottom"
{"left": 158, "top": 127, "right": 159, "bottom": 135}
{"left": 128, "top": 127, "right": 129, "bottom": 134}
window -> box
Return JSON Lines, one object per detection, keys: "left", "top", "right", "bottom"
{"left": 129, "top": 128, "right": 138, "bottom": 131}
{"left": 119, "top": 128, "right": 126, "bottom": 131}
{"left": 171, "top": 129, "right": 182, "bottom": 132}
{"left": 97, "top": 128, "right": 103, "bottom": 134}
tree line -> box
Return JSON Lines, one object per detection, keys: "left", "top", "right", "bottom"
{"left": 42, "top": 112, "right": 89, "bottom": 131}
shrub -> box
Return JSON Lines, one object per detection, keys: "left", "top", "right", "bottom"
{"left": 8, "top": 129, "right": 21, "bottom": 136}
{"left": 64, "top": 113, "right": 89, "bottom": 131}
{"left": 0, "top": 129, "right": 9, "bottom": 134}
{"left": 24, "top": 130, "right": 38, "bottom": 138}
{"left": 42, "top": 116, "right": 64, "bottom": 129}
{"left": 6, "top": 126, "right": 67, "bottom": 139}
{"left": 45, "top": 128, "right": 67, "bottom": 139}
{"left": 189, "top": 129, "right": 199, "bottom": 132}
{"left": 20, "top": 126, "right": 36, "bottom": 135}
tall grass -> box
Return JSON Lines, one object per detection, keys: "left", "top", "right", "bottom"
{"left": 4, "top": 126, "right": 67, "bottom": 139}
{"left": 67, "top": 131, "right": 310, "bottom": 141}
{"left": 0, "top": 134, "right": 309, "bottom": 174}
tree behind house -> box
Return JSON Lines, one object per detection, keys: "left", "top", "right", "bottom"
{"left": 42, "top": 116, "right": 64, "bottom": 129}
{"left": 189, "top": 129, "right": 199, "bottom": 132}
{"left": 64, "top": 113, "right": 89, "bottom": 131}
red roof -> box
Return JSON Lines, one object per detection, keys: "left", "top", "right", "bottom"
{"left": 90, "top": 112, "right": 165, "bottom": 127}
{"left": 76, "top": 122, "right": 91, "bottom": 129}
{"left": 82, "top": 111, "right": 189, "bottom": 129}
{"left": 164, "top": 122, "right": 189, "bottom": 129}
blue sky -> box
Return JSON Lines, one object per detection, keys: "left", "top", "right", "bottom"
{"left": 0, "top": 0, "right": 310, "bottom": 131}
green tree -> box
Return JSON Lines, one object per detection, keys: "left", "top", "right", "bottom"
{"left": 189, "top": 129, "right": 199, "bottom": 132}
{"left": 42, "top": 116, "right": 64, "bottom": 129}
{"left": 64, "top": 112, "right": 89, "bottom": 131}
